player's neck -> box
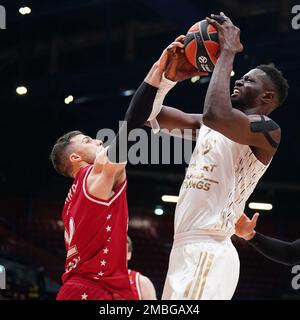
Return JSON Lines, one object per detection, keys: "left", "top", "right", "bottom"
{"left": 242, "top": 106, "right": 269, "bottom": 116}
{"left": 72, "top": 162, "right": 90, "bottom": 178}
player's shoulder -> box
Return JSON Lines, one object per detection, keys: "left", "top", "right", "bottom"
{"left": 248, "top": 114, "right": 280, "bottom": 128}
{"left": 139, "top": 274, "right": 157, "bottom": 299}
{"left": 139, "top": 274, "right": 153, "bottom": 285}
{"left": 248, "top": 114, "right": 281, "bottom": 149}
{"left": 76, "top": 164, "right": 92, "bottom": 177}
{"left": 248, "top": 114, "right": 281, "bottom": 134}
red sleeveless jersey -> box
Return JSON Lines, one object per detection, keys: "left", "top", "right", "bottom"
{"left": 128, "top": 269, "right": 142, "bottom": 300}
{"left": 61, "top": 165, "right": 135, "bottom": 300}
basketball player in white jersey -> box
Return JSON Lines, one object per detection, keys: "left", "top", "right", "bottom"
{"left": 146, "top": 13, "right": 289, "bottom": 299}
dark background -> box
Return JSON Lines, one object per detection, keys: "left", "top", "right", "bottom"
{"left": 0, "top": 0, "right": 299, "bottom": 300}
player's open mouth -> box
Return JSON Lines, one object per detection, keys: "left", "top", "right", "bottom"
{"left": 231, "top": 88, "right": 240, "bottom": 97}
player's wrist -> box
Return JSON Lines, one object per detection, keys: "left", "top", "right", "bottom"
{"left": 243, "top": 230, "right": 256, "bottom": 241}
{"left": 218, "top": 49, "right": 236, "bottom": 66}
{"left": 144, "top": 63, "right": 163, "bottom": 88}
{"left": 161, "top": 72, "right": 177, "bottom": 87}
{"left": 221, "top": 47, "right": 238, "bottom": 55}
{"left": 147, "top": 73, "right": 176, "bottom": 126}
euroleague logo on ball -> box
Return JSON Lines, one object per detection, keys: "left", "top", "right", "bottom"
{"left": 198, "top": 56, "right": 208, "bottom": 64}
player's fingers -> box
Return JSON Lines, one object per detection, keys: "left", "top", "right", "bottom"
{"left": 210, "top": 14, "right": 227, "bottom": 25}
{"left": 236, "top": 213, "right": 247, "bottom": 224}
{"left": 174, "top": 35, "right": 186, "bottom": 43}
{"left": 220, "top": 12, "right": 233, "bottom": 24}
{"left": 206, "top": 16, "right": 222, "bottom": 30}
{"left": 167, "top": 41, "right": 184, "bottom": 52}
{"left": 251, "top": 212, "right": 260, "bottom": 226}
{"left": 171, "top": 41, "right": 184, "bottom": 48}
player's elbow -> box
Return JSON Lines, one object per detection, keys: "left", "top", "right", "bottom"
{"left": 202, "top": 110, "right": 220, "bottom": 128}
{"left": 203, "top": 109, "right": 231, "bottom": 129}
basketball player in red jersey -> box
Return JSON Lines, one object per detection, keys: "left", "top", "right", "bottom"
{"left": 50, "top": 37, "right": 203, "bottom": 300}
{"left": 126, "top": 236, "right": 157, "bottom": 300}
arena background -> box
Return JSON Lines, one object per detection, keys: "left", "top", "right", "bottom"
{"left": 0, "top": 0, "right": 299, "bottom": 300}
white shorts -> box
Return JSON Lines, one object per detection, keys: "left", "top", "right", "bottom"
{"left": 162, "top": 231, "right": 240, "bottom": 300}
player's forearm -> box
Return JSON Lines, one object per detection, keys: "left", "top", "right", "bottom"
{"left": 107, "top": 72, "right": 158, "bottom": 163}
{"left": 203, "top": 50, "right": 235, "bottom": 122}
{"left": 248, "top": 232, "right": 300, "bottom": 266}
{"left": 124, "top": 82, "right": 158, "bottom": 131}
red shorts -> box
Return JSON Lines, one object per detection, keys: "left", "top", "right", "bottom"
{"left": 56, "top": 278, "right": 126, "bottom": 300}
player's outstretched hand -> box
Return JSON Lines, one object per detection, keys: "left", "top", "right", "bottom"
{"left": 235, "top": 212, "right": 259, "bottom": 240}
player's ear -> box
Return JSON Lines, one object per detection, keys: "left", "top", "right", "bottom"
{"left": 261, "top": 91, "right": 275, "bottom": 105}
{"left": 69, "top": 153, "right": 81, "bottom": 164}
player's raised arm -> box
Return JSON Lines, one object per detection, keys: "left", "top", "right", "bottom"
{"left": 145, "top": 35, "right": 207, "bottom": 140}
{"left": 202, "top": 13, "right": 287, "bottom": 158}
{"left": 103, "top": 43, "right": 171, "bottom": 168}
{"left": 92, "top": 43, "right": 172, "bottom": 179}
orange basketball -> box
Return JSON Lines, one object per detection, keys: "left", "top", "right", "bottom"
{"left": 184, "top": 19, "right": 220, "bottom": 72}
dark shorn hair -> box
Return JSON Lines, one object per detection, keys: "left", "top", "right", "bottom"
{"left": 50, "top": 131, "right": 83, "bottom": 177}
{"left": 256, "top": 64, "right": 289, "bottom": 106}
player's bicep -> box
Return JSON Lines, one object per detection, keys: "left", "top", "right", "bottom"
{"left": 147, "top": 106, "right": 202, "bottom": 140}
{"left": 157, "top": 106, "right": 202, "bottom": 130}
{"left": 203, "top": 110, "right": 281, "bottom": 150}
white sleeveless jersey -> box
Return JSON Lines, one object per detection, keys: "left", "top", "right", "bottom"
{"left": 174, "top": 125, "right": 270, "bottom": 236}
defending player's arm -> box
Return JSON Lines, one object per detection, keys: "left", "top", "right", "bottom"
{"left": 145, "top": 35, "right": 207, "bottom": 140}
{"left": 105, "top": 65, "right": 161, "bottom": 166}
{"left": 139, "top": 275, "right": 157, "bottom": 300}
{"left": 249, "top": 233, "right": 300, "bottom": 266}
{"left": 92, "top": 45, "right": 172, "bottom": 180}
{"left": 203, "top": 13, "right": 281, "bottom": 152}
{"left": 89, "top": 49, "right": 169, "bottom": 197}
{"left": 91, "top": 82, "right": 159, "bottom": 184}
{"left": 235, "top": 213, "right": 300, "bottom": 265}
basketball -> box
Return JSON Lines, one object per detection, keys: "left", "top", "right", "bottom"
{"left": 184, "top": 19, "right": 220, "bottom": 72}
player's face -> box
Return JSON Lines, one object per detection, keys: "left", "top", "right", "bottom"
{"left": 70, "top": 134, "right": 104, "bottom": 164}
{"left": 126, "top": 243, "right": 132, "bottom": 261}
{"left": 231, "top": 69, "right": 269, "bottom": 111}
